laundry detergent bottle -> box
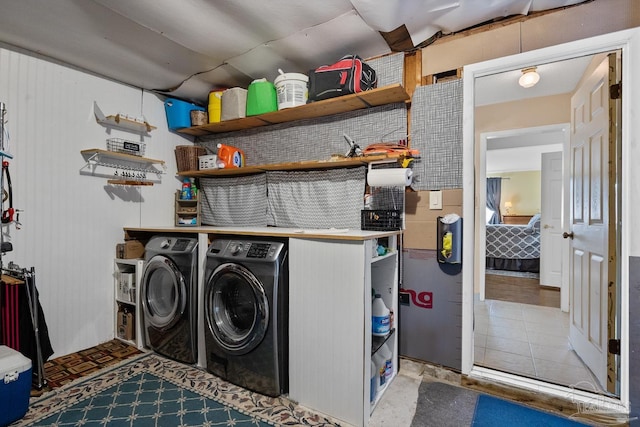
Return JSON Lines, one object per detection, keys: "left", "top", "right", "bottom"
{"left": 181, "top": 178, "right": 192, "bottom": 200}
{"left": 372, "top": 294, "right": 390, "bottom": 336}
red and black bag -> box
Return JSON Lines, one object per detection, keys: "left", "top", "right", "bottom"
{"left": 308, "top": 55, "right": 377, "bottom": 102}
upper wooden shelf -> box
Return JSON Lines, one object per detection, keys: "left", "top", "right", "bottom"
{"left": 101, "top": 115, "right": 156, "bottom": 133}
{"left": 177, "top": 154, "right": 404, "bottom": 178}
{"left": 176, "top": 84, "right": 409, "bottom": 137}
{"left": 94, "top": 102, "right": 156, "bottom": 133}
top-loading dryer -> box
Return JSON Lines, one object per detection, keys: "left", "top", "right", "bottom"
{"left": 203, "top": 238, "right": 288, "bottom": 397}
{"left": 141, "top": 235, "right": 198, "bottom": 364}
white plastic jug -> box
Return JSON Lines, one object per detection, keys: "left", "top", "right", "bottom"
{"left": 379, "top": 342, "right": 393, "bottom": 382}
{"left": 372, "top": 352, "right": 386, "bottom": 388}
{"left": 372, "top": 294, "right": 390, "bottom": 336}
{"left": 370, "top": 358, "right": 378, "bottom": 404}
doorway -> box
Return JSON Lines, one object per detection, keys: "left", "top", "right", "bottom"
{"left": 475, "top": 123, "right": 598, "bottom": 391}
{"left": 461, "top": 29, "right": 636, "bottom": 412}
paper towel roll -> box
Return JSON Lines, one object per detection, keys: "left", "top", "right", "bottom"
{"left": 367, "top": 168, "right": 413, "bottom": 187}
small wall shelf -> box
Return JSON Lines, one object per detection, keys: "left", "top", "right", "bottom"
{"left": 176, "top": 84, "right": 409, "bottom": 137}
{"left": 81, "top": 149, "right": 165, "bottom": 186}
{"left": 175, "top": 190, "right": 201, "bottom": 226}
{"left": 81, "top": 149, "right": 165, "bottom": 170}
{"left": 94, "top": 102, "right": 156, "bottom": 133}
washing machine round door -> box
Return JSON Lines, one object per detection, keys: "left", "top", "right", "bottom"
{"left": 205, "top": 262, "right": 269, "bottom": 355}
{"left": 141, "top": 255, "right": 188, "bottom": 330}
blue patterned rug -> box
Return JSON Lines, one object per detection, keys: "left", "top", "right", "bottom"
{"left": 18, "top": 352, "right": 338, "bottom": 426}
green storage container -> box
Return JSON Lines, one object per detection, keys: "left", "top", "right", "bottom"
{"left": 246, "top": 79, "right": 277, "bottom": 116}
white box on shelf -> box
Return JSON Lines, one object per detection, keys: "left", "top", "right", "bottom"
{"left": 199, "top": 154, "right": 218, "bottom": 170}
{"left": 116, "top": 272, "right": 136, "bottom": 303}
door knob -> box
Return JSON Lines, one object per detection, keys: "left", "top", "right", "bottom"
{"left": 562, "top": 231, "right": 574, "bottom": 239}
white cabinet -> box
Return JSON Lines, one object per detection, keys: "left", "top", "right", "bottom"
{"left": 114, "top": 258, "right": 144, "bottom": 349}
{"left": 288, "top": 233, "right": 399, "bottom": 427}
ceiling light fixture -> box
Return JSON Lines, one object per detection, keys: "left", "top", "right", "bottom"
{"left": 518, "top": 67, "right": 540, "bottom": 88}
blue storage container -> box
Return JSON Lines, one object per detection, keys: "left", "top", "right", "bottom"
{"left": 0, "top": 345, "right": 32, "bottom": 426}
{"left": 164, "top": 98, "right": 205, "bottom": 130}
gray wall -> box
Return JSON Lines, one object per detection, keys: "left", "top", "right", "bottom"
{"left": 630, "top": 256, "right": 640, "bottom": 424}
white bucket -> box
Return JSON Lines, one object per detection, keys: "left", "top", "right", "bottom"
{"left": 274, "top": 72, "right": 308, "bottom": 110}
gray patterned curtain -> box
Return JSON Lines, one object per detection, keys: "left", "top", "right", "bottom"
{"left": 486, "top": 177, "right": 502, "bottom": 224}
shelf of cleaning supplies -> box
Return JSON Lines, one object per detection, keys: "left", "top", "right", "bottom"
{"left": 175, "top": 84, "right": 410, "bottom": 137}
{"left": 176, "top": 154, "right": 405, "bottom": 178}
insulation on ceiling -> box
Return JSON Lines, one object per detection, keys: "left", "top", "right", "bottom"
{"left": 0, "top": 0, "right": 586, "bottom": 102}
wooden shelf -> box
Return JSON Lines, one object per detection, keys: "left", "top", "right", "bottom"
{"left": 176, "top": 84, "right": 409, "bottom": 137}
{"left": 101, "top": 114, "right": 156, "bottom": 133}
{"left": 81, "top": 149, "right": 165, "bottom": 168}
{"left": 81, "top": 149, "right": 165, "bottom": 186}
{"left": 94, "top": 102, "right": 156, "bottom": 133}
{"left": 177, "top": 154, "right": 405, "bottom": 178}
{"left": 107, "top": 179, "right": 155, "bottom": 186}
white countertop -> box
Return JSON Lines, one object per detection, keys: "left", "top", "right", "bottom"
{"left": 124, "top": 226, "right": 402, "bottom": 241}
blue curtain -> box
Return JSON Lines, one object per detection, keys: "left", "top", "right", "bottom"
{"left": 486, "top": 178, "right": 502, "bottom": 224}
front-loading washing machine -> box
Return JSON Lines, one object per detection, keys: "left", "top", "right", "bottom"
{"left": 203, "top": 238, "right": 288, "bottom": 397}
{"left": 141, "top": 235, "right": 198, "bottom": 364}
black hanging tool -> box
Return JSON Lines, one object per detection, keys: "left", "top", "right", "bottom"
{"left": 343, "top": 133, "right": 363, "bottom": 157}
{"left": 2, "top": 159, "right": 14, "bottom": 224}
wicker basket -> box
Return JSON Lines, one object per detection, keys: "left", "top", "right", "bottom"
{"left": 175, "top": 145, "right": 207, "bottom": 172}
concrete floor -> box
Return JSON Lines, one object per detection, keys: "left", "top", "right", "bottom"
{"left": 369, "top": 358, "right": 428, "bottom": 427}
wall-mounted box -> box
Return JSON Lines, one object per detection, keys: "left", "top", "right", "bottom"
{"left": 437, "top": 215, "right": 462, "bottom": 264}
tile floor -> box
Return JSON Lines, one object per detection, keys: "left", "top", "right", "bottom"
{"left": 473, "top": 298, "right": 602, "bottom": 392}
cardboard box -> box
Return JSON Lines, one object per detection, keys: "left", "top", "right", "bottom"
{"left": 0, "top": 346, "right": 31, "bottom": 426}
{"left": 117, "top": 310, "right": 135, "bottom": 341}
{"left": 404, "top": 190, "right": 463, "bottom": 250}
{"left": 116, "top": 240, "right": 145, "bottom": 259}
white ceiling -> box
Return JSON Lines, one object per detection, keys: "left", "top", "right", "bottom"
{"left": 0, "top": 0, "right": 586, "bottom": 104}
{"left": 475, "top": 54, "right": 594, "bottom": 106}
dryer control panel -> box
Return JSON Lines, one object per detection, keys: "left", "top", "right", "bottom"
{"left": 208, "top": 239, "right": 284, "bottom": 262}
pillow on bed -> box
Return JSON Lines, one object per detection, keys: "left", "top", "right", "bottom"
{"left": 525, "top": 213, "right": 541, "bottom": 233}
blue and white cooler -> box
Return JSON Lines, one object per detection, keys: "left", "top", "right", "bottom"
{"left": 0, "top": 345, "right": 31, "bottom": 426}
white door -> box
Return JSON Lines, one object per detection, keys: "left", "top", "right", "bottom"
{"left": 568, "top": 55, "right": 614, "bottom": 390}
{"left": 540, "top": 151, "right": 563, "bottom": 287}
